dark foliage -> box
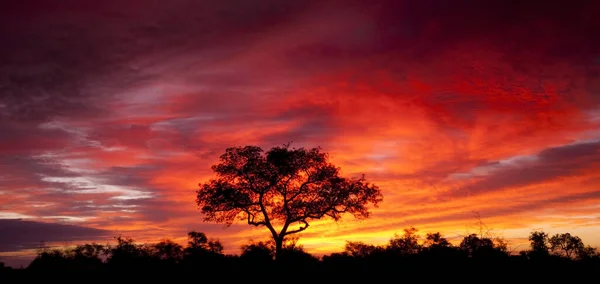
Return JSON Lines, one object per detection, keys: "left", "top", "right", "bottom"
{"left": 2, "top": 229, "right": 597, "bottom": 283}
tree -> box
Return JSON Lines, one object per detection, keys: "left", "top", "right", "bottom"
{"left": 185, "top": 231, "right": 223, "bottom": 255}
{"left": 70, "top": 243, "right": 105, "bottom": 260}
{"left": 196, "top": 144, "right": 383, "bottom": 260}
{"left": 549, "top": 233, "right": 584, "bottom": 260}
{"left": 388, "top": 227, "right": 421, "bottom": 255}
{"left": 240, "top": 240, "right": 275, "bottom": 262}
{"left": 69, "top": 243, "right": 105, "bottom": 270}
{"left": 344, "top": 241, "right": 384, "bottom": 258}
{"left": 424, "top": 232, "right": 451, "bottom": 248}
{"left": 528, "top": 230, "right": 549, "bottom": 258}
{"left": 105, "top": 236, "right": 154, "bottom": 268}
{"left": 577, "top": 245, "right": 598, "bottom": 260}
{"left": 459, "top": 234, "right": 495, "bottom": 257}
{"left": 153, "top": 239, "right": 183, "bottom": 262}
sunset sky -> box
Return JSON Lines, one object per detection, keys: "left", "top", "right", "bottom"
{"left": 1, "top": 0, "right": 599, "bottom": 267}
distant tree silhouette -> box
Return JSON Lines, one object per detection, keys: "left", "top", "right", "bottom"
{"left": 105, "top": 236, "right": 155, "bottom": 269}
{"left": 178, "top": 231, "right": 226, "bottom": 273}
{"left": 424, "top": 232, "right": 451, "bottom": 248}
{"left": 527, "top": 231, "right": 550, "bottom": 258}
{"left": 7, "top": 230, "right": 600, "bottom": 281}
{"left": 71, "top": 243, "right": 105, "bottom": 260}
{"left": 388, "top": 227, "right": 421, "bottom": 255}
{"left": 459, "top": 234, "right": 496, "bottom": 258}
{"left": 240, "top": 240, "right": 275, "bottom": 262}
{"left": 27, "top": 249, "right": 67, "bottom": 271}
{"left": 196, "top": 144, "right": 383, "bottom": 259}
{"left": 185, "top": 231, "right": 223, "bottom": 255}
{"left": 344, "top": 241, "right": 384, "bottom": 257}
{"left": 153, "top": 239, "right": 183, "bottom": 263}
{"left": 69, "top": 243, "right": 105, "bottom": 270}
{"left": 420, "top": 232, "right": 462, "bottom": 261}
{"left": 577, "top": 246, "right": 598, "bottom": 260}
{"left": 187, "top": 231, "right": 208, "bottom": 248}
{"left": 549, "top": 233, "right": 584, "bottom": 260}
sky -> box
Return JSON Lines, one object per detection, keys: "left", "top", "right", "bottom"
{"left": 1, "top": 0, "right": 599, "bottom": 267}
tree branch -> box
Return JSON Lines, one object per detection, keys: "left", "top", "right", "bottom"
{"left": 245, "top": 210, "right": 266, "bottom": 227}
{"left": 258, "top": 193, "right": 278, "bottom": 240}
{"left": 289, "top": 171, "right": 313, "bottom": 202}
{"left": 284, "top": 220, "right": 309, "bottom": 236}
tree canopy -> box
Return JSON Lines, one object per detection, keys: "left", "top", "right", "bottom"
{"left": 196, "top": 144, "right": 383, "bottom": 259}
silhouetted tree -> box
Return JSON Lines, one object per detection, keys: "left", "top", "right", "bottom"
{"left": 105, "top": 236, "right": 154, "bottom": 269}
{"left": 577, "top": 245, "right": 598, "bottom": 260}
{"left": 153, "top": 239, "right": 183, "bottom": 263}
{"left": 388, "top": 227, "right": 421, "bottom": 255}
{"left": 240, "top": 240, "right": 275, "bottom": 262}
{"left": 181, "top": 231, "right": 225, "bottom": 272}
{"left": 424, "top": 232, "right": 451, "bottom": 248}
{"left": 344, "top": 241, "right": 384, "bottom": 257}
{"left": 459, "top": 234, "right": 496, "bottom": 258}
{"left": 187, "top": 231, "right": 208, "bottom": 248}
{"left": 184, "top": 231, "right": 223, "bottom": 255}
{"left": 71, "top": 243, "right": 105, "bottom": 260}
{"left": 28, "top": 249, "right": 70, "bottom": 271}
{"left": 420, "top": 232, "right": 461, "bottom": 261}
{"left": 549, "top": 233, "right": 584, "bottom": 260}
{"left": 196, "top": 144, "right": 383, "bottom": 259}
{"left": 527, "top": 231, "right": 550, "bottom": 258}
{"left": 69, "top": 243, "right": 105, "bottom": 270}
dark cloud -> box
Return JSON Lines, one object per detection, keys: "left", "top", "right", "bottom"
{"left": 451, "top": 140, "right": 600, "bottom": 196}
{"left": 0, "top": 122, "right": 72, "bottom": 155}
{"left": 0, "top": 219, "right": 111, "bottom": 252}
{"left": 478, "top": 190, "right": 600, "bottom": 219}
{"left": 2, "top": 0, "right": 596, "bottom": 124}
{"left": 94, "top": 165, "right": 162, "bottom": 187}
{"left": 0, "top": 0, "right": 318, "bottom": 123}
{"left": 0, "top": 155, "right": 76, "bottom": 191}
{"left": 0, "top": 156, "right": 168, "bottom": 220}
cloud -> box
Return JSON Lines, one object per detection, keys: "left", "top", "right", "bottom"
{"left": 449, "top": 140, "right": 600, "bottom": 196}
{"left": 0, "top": 219, "right": 112, "bottom": 252}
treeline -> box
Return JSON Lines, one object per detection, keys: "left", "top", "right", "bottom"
{"left": 1, "top": 229, "right": 599, "bottom": 281}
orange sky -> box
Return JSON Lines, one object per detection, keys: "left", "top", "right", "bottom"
{"left": 1, "top": 0, "right": 599, "bottom": 267}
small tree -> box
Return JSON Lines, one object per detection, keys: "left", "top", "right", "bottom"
{"left": 528, "top": 231, "right": 549, "bottom": 258}
{"left": 196, "top": 144, "right": 383, "bottom": 260}
{"left": 577, "top": 246, "right": 598, "bottom": 260}
{"left": 549, "top": 233, "right": 584, "bottom": 260}
{"left": 153, "top": 239, "right": 183, "bottom": 262}
{"left": 388, "top": 227, "right": 421, "bottom": 255}
{"left": 424, "top": 232, "right": 451, "bottom": 248}
{"left": 185, "top": 231, "right": 223, "bottom": 255}
{"left": 459, "top": 234, "right": 495, "bottom": 257}
{"left": 240, "top": 240, "right": 275, "bottom": 262}
{"left": 344, "top": 241, "right": 384, "bottom": 258}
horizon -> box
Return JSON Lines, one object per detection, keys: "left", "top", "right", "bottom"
{"left": 1, "top": 0, "right": 599, "bottom": 268}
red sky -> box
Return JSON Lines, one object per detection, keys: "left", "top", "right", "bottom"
{"left": 1, "top": 0, "right": 599, "bottom": 266}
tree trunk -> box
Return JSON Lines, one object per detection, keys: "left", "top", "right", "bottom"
{"left": 274, "top": 236, "right": 284, "bottom": 261}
